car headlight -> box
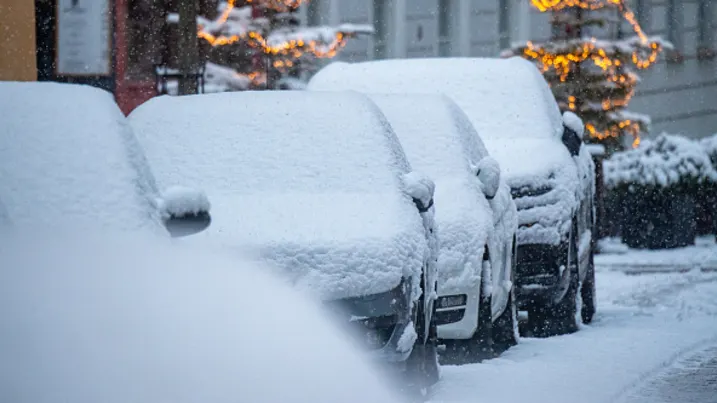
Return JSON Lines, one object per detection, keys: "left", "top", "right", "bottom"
{"left": 436, "top": 294, "right": 467, "bottom": 309}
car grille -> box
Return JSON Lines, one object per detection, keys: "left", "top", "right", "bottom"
{"left": 435, "top": 308, "right": 466, "bottom": 326}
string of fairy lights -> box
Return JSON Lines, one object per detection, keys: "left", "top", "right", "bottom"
{"left": 197, "top": 0, "right": 350, "bottom": 80}
{"left": 523, "top": 0, "right": 665, "bottom": 146}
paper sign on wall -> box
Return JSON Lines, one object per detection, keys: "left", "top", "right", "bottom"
{"left": 56, "top": 0, "right": 112, "bottom": 76}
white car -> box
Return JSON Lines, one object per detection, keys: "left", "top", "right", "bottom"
{"left": 0, "top": 233, "right": 401, "bottom": 403}
{"left": 308, "top": 57, "right": 596, "bottom": 336}
{"left": 0, "top": 82, "right": 209, "bottom": 237}
{"left": 129, "top": 91, "right": 440, "bottom": 386}
{"left": 366, "top": 93, "right": 519, "bottom": 360}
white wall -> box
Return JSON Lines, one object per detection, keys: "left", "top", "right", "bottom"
{"left": 304, "top": 0, "right": 717, "bottom": 139}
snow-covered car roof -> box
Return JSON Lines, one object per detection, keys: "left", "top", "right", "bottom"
{"left": 0, "top": 233, "right": 401, "bottom": 403}
{"left": 129, "top": 91, "right": 429, "bottom": 300}
{"left": 309, "top": 57, "right": 563, "bottom": 141}
{"left": 366, "top": 93, "right": 495, "bottom": 290}
{"left": 308, "top": 57, "right": 570, "bottom": 181}
{"left": 0, "top": 82, "right": 164, "bottom": 233}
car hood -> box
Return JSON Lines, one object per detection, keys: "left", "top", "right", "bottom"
{"left": 484, "top": 138, "right": 581, "bottom": 246}
{"left": 483, "top": 137, "right": 576, "bottom": 188}
{"left": 180, "top": 192, "right": 429, "bottom": 302}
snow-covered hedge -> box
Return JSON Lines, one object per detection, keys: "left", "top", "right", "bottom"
{"left": 702, "top": 133, "right": 717, "bottom": 167}
{"left": 604, "top": 133, "right": 717, "bottom": 191}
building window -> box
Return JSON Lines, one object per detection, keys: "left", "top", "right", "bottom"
{"left": 666, "top": 0, "right": 684, "bottom": 63}
{"left": 372, "top": 0, "right": 389, "bottom": 59}
{"left": 498, "top": 0, "right": 510, "bottom": 50}
{"left": 698, "top": 0, "right": 715, "bottom": 59}
{"left": 438, "top": 0, "right": 452, "bottom": 56}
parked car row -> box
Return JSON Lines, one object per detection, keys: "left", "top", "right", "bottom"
{"left": 0, "top": 57, "right": 596, "bottom": 392}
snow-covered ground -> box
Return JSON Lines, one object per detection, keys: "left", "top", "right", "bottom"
{"left": 429, "top": 237, "right": 717, "bottom": 403}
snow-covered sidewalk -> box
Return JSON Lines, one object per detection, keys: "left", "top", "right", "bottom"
{"left": 429, "top": 237, "right": 717, "bottom": 403}
{"left": 596, "top": 236, "right": 717, "bottom": 273}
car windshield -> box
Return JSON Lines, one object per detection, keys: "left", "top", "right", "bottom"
{"left": 129, "top": 91, "right": 408, "bottom": 196}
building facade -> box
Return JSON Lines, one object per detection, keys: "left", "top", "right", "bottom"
{"left": 0, "top": 0, "right": 37, "bottom": 81}
{"left": 301, "top": 0, "right": 717, "bottom": 139}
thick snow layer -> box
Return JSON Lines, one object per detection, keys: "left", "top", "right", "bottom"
{"left": 159, "top": 186, "right": 211, "bottom": 218}
{"left": 0, "top": 233, "right": 401, "bottom": 403}
{"left": 308, "top": 57, "right": 564, "bottom": 143}
{"left": 0, "top": 82, "right": 164, "bottom": 233}
{"left": 432, "top": 237, "right": 717, "bottom": 403}
{"left": 366, "top": 93, "right": 503, "bottom": 293}
{"left": 309, "top": 58, "right": 576, "bottom": 244}
{"left": 604, "top": 133, "right": 716, "bottom": 189}
{"left": 501, "top": 139, "right": 581, "bottom": 245}
{"left": 308, "top": 58, "right": 568, "bottom": 180}
{"left": 129, "top": 91, "right": 430, "bottom": 301}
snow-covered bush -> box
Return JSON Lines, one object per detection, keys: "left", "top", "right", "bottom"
{"left": 604, "top": 133, "right": 716, "bottom": 192}
{"left": 605, "top": 133, "right": 716, "bottom": 249}
{"left": 702, "top": 133, "right": 717, "bottom": 177}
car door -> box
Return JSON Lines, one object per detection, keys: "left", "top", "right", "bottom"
{"left": 488, "top": 183, "right": 516, "bottom": 320}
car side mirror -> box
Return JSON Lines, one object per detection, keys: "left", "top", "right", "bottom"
{"left": 158, "top": 186, "right": 212, "bottom": 238}
{"left": 471, "top": 157, "right": 501, "bottom": 200}
{"left": 401, "top": 171, "right": 435, "bottom": 213}
{"left": 562, "top": 111, "right": 584, "bottom": 157}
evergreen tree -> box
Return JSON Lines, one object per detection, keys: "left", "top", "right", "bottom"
{"left": 503, "top": 0, "right": 669, "bottom": 153}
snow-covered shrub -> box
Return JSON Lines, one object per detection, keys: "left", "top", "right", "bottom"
{"left": 604, "top": 133, "right": 715, "bottom": 193}
{"left": 702, "top": 133, "right": 717, "bottom": 183}
{"left": 605, "top": 133, "right": 716, "bottom": 249}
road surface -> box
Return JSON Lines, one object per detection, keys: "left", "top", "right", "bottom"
{"left": 428, "top": 237, "right": 717, "bottom": 403}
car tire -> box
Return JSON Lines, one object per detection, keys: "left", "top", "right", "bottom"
{"left": 580, "top": 244, "right": 596, "bottom": 324}
{"left": 405, "top": 275, "right": 440, "bottom": 389}
{"left": 492, "top": 237, "right": 519, "bottom": 350}
{"left": 526, "top": 223, "right": 579, "bottom": 337}
{"left": 466, "top": 255, "right": 494, "bottom": 361}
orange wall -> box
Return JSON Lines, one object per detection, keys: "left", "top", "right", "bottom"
{"left": 0, "top": 0, "right": 37, "bottom": 81}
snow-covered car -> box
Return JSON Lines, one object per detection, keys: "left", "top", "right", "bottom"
{"left": 308, "top": 57, "right": 596, "bottom": 336}
{"left": 366, "top": 93, "right": 519, "bottom": 358}
{"left": 0, "top": 82, "right": 210, "bottom": 237}
{"left": 0, "top": 233, "right": 401, "bottom": 403}
{"left": 128, "top": 91, "right": 440, "bottom": 384}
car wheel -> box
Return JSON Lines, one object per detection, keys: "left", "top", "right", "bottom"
{"left": 580, "top": 244, "right": 596, "bottom": 324}
{"left": 465, "top": 256, "right": 494, "bottom": 361}
{"left": 405, "top": 275, "right": 440, "bottom": 389}
{"left": 492, "top": 237, "right": 519, "bottom": 350}
{"left": 527, "top": 223, "right": 579, "bottom": 337}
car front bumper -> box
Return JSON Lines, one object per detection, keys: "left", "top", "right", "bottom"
{"left": 515, "top": 242, "right": 568, "bottom": 310}
{"left": 435, "top": 288, "right": 480, "bottom": 340}
{"left": 326, "top": 277, "right": 416, "bottom": 363}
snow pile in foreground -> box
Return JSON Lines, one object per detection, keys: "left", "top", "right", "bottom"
{"left": 0, "top": 82, "right": 163, "bottom": 233}
{"left": 367, "top": 93, "right": 501, "bottom": 292}
{"left": 0, "top": 233, "right": 402, "bottom": 403}
{"left": 129, "top": 91, "right": 429, "bottom": 301}
{"left": 604, "top": 133, "right": 716, "bottom": 189}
